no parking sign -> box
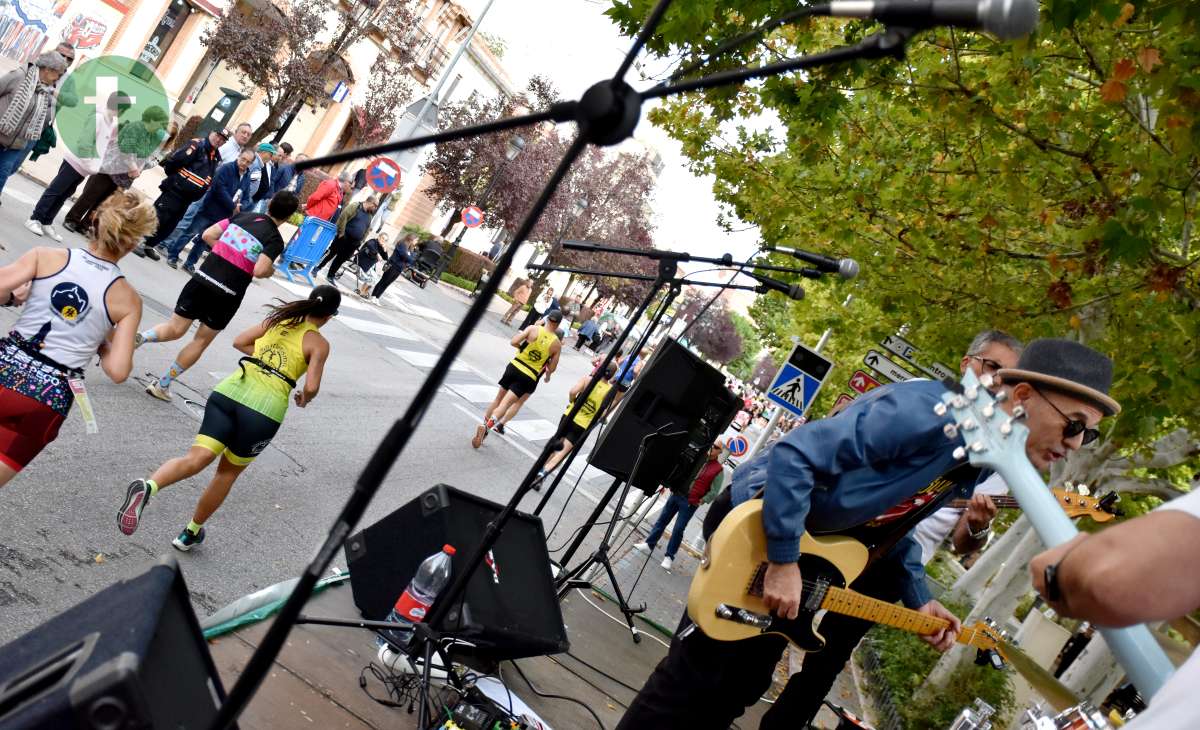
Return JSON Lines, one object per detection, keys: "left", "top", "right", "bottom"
{"left": 366, "top": 157, "right": 402, "bottom": 193}
{"left": 726, "top": 435, "right": 749, "bottom": 458}
{"left": 462, "top": 205, "right": 485, "bottom": 228}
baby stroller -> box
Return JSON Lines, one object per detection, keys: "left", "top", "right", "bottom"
{"left": 402, "top": 247, "right": 442, "bottom": 289}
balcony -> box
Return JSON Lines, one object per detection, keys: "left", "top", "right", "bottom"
{"left": 410, "top": 27, "right": 450, "bottom": 79}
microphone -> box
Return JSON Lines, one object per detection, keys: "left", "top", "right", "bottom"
{"left": 763, "top": 246, "right": 860, "bottom": 280}
{"left": 749, "top": 272, "right": 805, "bottom": 300}
{"left": 817, "top": 0, "right": 1039, "bottom": 40}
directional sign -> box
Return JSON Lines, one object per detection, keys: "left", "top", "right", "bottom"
{"left": 848, "top": 369, "right": 882, "bottom": 394}
{"left": 726, "top": 435, "right": 749, "bottom": 457}
{"left": 766, "top": 342, "right": 833, "bottom": 418}
{"left": 831, "top": 393, "right": 856, "bottom": 414}
{"left": 928, "top": 361, "right": 956, "bottom": 380}
{"left": 864, "top": 350, "right": 917, "bottom": 383}
{"left": 461, "top": 205, "right": 485, "bottom": 228}
{"left": 366, "top": 156, "right": 402, "bottom": 193}
{"left": 880, "top": 334, "right": 920, "bottom": 365}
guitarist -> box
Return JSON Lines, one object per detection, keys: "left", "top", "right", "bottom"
{"left": 618, "top": 338, "right": 1119, "bottom": 730}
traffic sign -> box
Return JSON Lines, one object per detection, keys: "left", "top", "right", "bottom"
{"left": 880, "top": 334, "right": 920, "bottom": 365}
{"left": 726, "top": 435, "right": 749, "bottom": 457}
{"left": 831, "top": 393, "right": 856, "bottom": 414}
{"left": 461, "top": 205, "right": 485, "bottom": 228}
{"left": 848, "top": 369, "right": 882, "bottom": 394}
{"left": 928, "top": 361, "right": 955, "bottom": 380}
{"left": 766, "top": 342, "right": 833, "bottom": 418}
{"left": 366, "top": 157, "right": 402, "bottom": 193}
{"left": 863, "top": 350, "right": 917, "bottom": 383}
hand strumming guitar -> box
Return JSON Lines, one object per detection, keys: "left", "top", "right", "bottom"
{"left": 763, "top": 561, "right": 802, "bottom": 619}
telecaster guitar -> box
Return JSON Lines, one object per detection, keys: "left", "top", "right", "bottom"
{"left": 938, "top": 371, "right": 1174, "bottom": 698}
{"left": 688, "top": 500, "right": 1005, "bottom": 653}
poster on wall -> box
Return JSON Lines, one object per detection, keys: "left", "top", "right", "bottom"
{"left": 0, "top": 0, "right": 125, "bottom": 67}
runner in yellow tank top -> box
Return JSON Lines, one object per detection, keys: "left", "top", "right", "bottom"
{"left": 472, "top": 310, "right": 564, "bottom": 449}
{"left": 533, "top": 361, "right": 619, "bottom": 487}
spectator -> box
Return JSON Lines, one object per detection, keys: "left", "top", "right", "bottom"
{"left": 576, "top": 316, "right": 598, "bottom": 351}
{"left": 160, "top": 123, "right": 248, "bottom": 255}
{"left": 6, "top": 42, "right": 76, "bottom": 181}
{"left": 283, "top": 152, "right": 307, "bottom": 196}
{"left": 322, "top": 196, "right": 379, "bottom": 283}
{"left": 0, "top": 51, "right": 67, "bottom": 208}
{"left": 216, "top": 122, "right": 251, "bottom": 163}
{"left": 502, "top": 279, "right": 531, "bottom": 325}
{"left": 134, "top": 129, "right": 226, "bottom": 259}
{"left": 245, "top": 142, "right": 275, "bottom": 212}
{"left": 63, "top": 105, "right": 170, "bottom": 236}
{"left": 487, "top": 240, "right": 502, "bottom": 261}
{"left": 165, "top": 148, "right": 255, "bottom": 271}
{"left": 370, "top": 233, "right": 416, "bottom": 303}
{"left": 270, "top": 143, "right": 297, "bottom": 195}
{"left": 355, "top": 232, "right": 389, "bottom": 298}
{"left": 304, "top": 171, "right": 351, "bottom": 221}
{"left": 520, "top": 286, "right": 558, "bottom": 329}
{"left": 633, "top": 442, "right": 728, "bottom": 571}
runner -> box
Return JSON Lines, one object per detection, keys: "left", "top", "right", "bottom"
{"left": 612, "top": 347, "right": 646, "bottom": 406}
{"left": 0, "top": 191, "right": 155, "bottom": 486}
{"left": 532, "top": 361, "right": 618, "bottom": 488}
{"left": 135, "top": 190, "right": 300, "bottom": 401}
{"left": 116, "top": 286, "right": 338, "bottom": 549}
{"left": 472, "top": 310, "right": 562, "bottom": 448}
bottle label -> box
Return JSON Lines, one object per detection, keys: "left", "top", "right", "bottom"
{"left": 393, "top": 589, "right": 432, "bottom": 622}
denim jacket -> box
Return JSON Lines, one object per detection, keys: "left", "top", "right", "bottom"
{"left": 731, "top": 379, "right": 987, "bottom": 608}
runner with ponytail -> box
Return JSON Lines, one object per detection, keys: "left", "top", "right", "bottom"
{"left": 117, "top": 285, "right": 339, "bottom": 550}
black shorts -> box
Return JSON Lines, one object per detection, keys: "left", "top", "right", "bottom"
{"left": 175, "top": 277, "right": 242, "bottom": 331}
{"left": 557, "top": 415, "right": 587, "bottom": 446}
{"left": 498, "top": 363, "right": 539, "bottom": 398}
{"left": 195, "top": 391, "right": 282, "bottom": 465}
{"left": 617, "top": 381, "right": 633, "bottom": 393}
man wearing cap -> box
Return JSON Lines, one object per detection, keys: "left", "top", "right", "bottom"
{"left": 619, "top": 338, "right": 1122, "bottom": 730}
{"left": 136, "top": 128, "right": 225, "bottom": 260}
{"left": 164, "top": 147, "right": 255, "bottom": 271}
{"left": 472, "top": 310, "right": 563, "bottom": 449}
{"left": 246, "top": 141, "right": 275, "bottom": 213}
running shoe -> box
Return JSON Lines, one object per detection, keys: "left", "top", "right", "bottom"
{"left": 117, "top": 479, "right": 152, "bottom": 535}
{"left": 134, "top": 332, "right": 145, "bottom": 348}
{"left": 23, "top": 219, "right": 43, "bottom": 237}
{"left": 166, "top": 258, "right": 179, "bottom": 269}
{"left": 661, "top": 556, "right": 673, "bottom": 571}
{"left": 530, "top": 469, "right": 547, "bottom": 492}
{"left": 471, "top": 422, "right": 490, "bottom": 449}
{"left": 172, "top": 526, "right": 206, "bottom": 552}
{"left": 41, "top": 223, "right": 62, "bottom": 242}
{"left": 145, "top": 382, "right": 171, "bottom": 401}
{"left": 494, "top": 422, "right": 506, "bottom": 436}
{"left": 632, "top": 542, "right": 651, "bottom": 555}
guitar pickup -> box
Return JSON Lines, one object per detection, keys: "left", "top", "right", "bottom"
{"left": 715, "top": 604, "right": 772, "bottom": 629}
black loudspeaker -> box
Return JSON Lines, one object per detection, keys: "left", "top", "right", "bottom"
{"left": 344, "top": 485, "right": 568, "bottom": 661}
{"left": 590, "top": 338, "right": 740, "bottom": 493}
{"left": 0, "top": 557, "right": 228, "bottom": 730}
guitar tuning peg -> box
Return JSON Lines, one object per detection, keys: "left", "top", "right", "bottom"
{"left": 943, "top": 423, "right": 959, "bottom": 440}
{"left": 952, "top": 446, "right": 967, "bottom": 460}
{"left": 1077, "top": 484, "right": 1091, "bottom": 496}
{"left": 962, "top": 418, "right": 979, "bottom": 431}
{"left": 964, "top": 385, "right": 979, "bottom": 401}
{"left": 999, "top": 421, "right": 1013, "bottom": 436}
{"left": 993, "top": 390, "right": 1009, "bottom": 403}
{"left": 979, "top": 373, "right": 995, "bottom": 388}
{"left": 933, "top": 402, "right": 948, "bottom": 416}
{"left": 1064, "top": 483, "right": 1076, "bottom": 494}
{"left": 951, "top": 395, "right": 967, "bottom": 409}
{"left": 1011, "top": 405, "right": 1025, "bottom": 418}
{"left": 982, "top": 404, "right": 995, "bottom": 418}
{"left": 969, "top": 441, "right": 985, "bottom": 453}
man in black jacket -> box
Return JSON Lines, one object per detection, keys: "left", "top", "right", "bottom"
{"left": 136, "top": 129, "right": 226, "bottom": 260}
{"left": 322, "top": 196, "right": 378, "bottom": 283}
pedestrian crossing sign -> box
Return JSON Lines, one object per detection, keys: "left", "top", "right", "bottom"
{"left": 766, "top": 343, "right": 833, "bottom": 418}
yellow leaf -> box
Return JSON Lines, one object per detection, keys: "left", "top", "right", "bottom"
{"left": 1136, "top": 47, "right": 1161, "bottom": 74}
{"left": 1100, "top": 79, "right": 1128, "bottom": 103}
{"left": 1112, "top": 59, "right": 1137, "bottom": 82}
{"left": 1115, "top": 2, "right": 1135, "bottom": 26}
{"left": 1069, "top": 315, "right": 1082, "bottom": 330}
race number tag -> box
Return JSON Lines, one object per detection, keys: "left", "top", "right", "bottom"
{"left": 68, "top": 378, "right": 98, "bottom": 434}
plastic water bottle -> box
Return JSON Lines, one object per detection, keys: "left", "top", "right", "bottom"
{"left": 376, "top": 544, "right": 456, "bottom": 650}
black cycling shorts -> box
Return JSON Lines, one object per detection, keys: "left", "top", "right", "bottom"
{"left": 175, "top": 277, "right": 242, "bottom": 331}
{"left": 195, "top": 391, "right": 281, "bottom": 465}
{"left": 498, "top": 363, "right": 539, "bottom": 398}
{"left": 556, "top": 414, "right": 587, "bottom": 446}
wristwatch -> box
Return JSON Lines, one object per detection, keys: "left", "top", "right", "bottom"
{"left": 967, "top": 520, "right": 992, "bottom": 540}
{"left": 1044, "top": 562, "right": 1062, "bottom": 601}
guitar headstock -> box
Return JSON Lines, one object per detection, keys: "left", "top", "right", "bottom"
{"left": 1051, "top": 485, "right": 1122, "bottom": 522}
{"left": 936, "top": 370, "right": 1028, "bottom": 472}
{"left": 966, "top": 618, "right": 1011, "bottom": 670}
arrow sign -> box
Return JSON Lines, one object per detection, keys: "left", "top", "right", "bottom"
{"left": 880, "top": 334, "right": 920, "bottom": 365}
{"left": 831, "top": 393, "right": 856, "bottom": 414}
{"left": 864, "top": 350, "right": 917, "bottom": 383}
{"left": 848, "top": 369, "right": 882, "bottom": 394}
{"left": 928, "top": 361, "right": 955, "bottom": 380}
{"left": 766, "top": 342, "right": 833, "bottom": 418}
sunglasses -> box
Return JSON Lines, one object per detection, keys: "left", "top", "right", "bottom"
{"left": 969, "top": 355, "right": 1004, "bottom": 373}
{"left": 1033, "top": 386, "right": 1100, "bottom": 445}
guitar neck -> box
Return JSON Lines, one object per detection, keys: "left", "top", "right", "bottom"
{"left": 948, "top": 496, "right": 1020, "bottom": 510}
{"left": 820, "top": 586, "right": 990, "bottom": 648}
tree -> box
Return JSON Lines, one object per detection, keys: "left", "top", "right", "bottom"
{"left": 202, "top": 0, "right": 419, "bottom": 145}
{"left": 750, "top": 353, "right": 780, "bottom": 391}
{"left": 610, "top": 0, "right": 1200, "bottom": 499}
{"left": 422, "top": 78, "right": 560, "bottom": 236}
{"left": 676, "top": 290, "right": 745, "bottom": 364}
{"left": 727, "top": 312, "right": 764, "bottom": 381}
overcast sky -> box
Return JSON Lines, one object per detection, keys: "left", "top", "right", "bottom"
{"left": 456, "top": 0, "right": 763, "bottom": 263}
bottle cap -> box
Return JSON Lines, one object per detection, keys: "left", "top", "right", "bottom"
{"left": 442, "top": 544, "right": 456, "bottom": 555}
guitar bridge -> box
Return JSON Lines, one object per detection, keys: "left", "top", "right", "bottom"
{"left": 715, "top": 603, "right": 772, "bottom": 630}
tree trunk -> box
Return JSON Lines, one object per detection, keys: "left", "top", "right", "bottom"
{"left": 949, "top": 516, "right": 1033, "bottom": 603}
{"left": 440, "top": 211, "right": 461, "bottom": 237}
{"left": 584, "top": 281, "right": 598, "bottom": 305}
{"left": 250, "top": 104, "right": 288, "bottom": 146}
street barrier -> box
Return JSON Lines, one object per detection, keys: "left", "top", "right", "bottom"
{"left": 279, "top": 216, "right": 337, "bottom": 286}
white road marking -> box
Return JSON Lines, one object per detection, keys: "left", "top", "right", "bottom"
{"left": 505, "top": 418, "right": 559, "bottom": 442}
{"left": 2, "top": 188, "right": 35, "bottom": 205}
{"left": 337, "top": 316, "right": 418, "bottom": 340}
{"left": 445, "top": 383, "right": 501, "bottom": 403}
{"left": 401, "top": 302, "right": 453, "bottom": 324}
{"left": 387, "top": 348, "right": 469, "bottom": 371}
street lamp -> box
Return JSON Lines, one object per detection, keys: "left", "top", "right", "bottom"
{"left": 504, "top": 134, "right": 526, "bottom": 161}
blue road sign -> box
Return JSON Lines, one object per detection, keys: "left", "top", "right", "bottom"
{"left": 766, "top": 342, "right": 833, "bottom": 418}
{"left": 726, "top": 435, "right": 749, "bottom": 457}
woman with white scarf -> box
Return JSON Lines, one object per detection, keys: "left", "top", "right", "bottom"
{"left": 0, "top": 51, "right": 67, "bottom": 202}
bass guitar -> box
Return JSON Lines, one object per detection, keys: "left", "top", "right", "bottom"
{"left": 948, "top": 487, "right": 1121, "bottom": 522}
{"left": 937, "top": 370, "right": 1174, "bottom": 698}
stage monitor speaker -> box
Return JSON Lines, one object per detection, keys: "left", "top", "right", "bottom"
{"left": 590, "top": 338, "right": 740, "bottom": 493}
{"left": 0, "top": 556, "right": 229, "bottom": 730}
{"left": 344, "top": 485, "right": 568, "bottom": 662}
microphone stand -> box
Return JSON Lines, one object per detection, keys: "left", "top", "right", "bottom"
{"left": 209, "top": 0, "right": 918, "bottom": 723}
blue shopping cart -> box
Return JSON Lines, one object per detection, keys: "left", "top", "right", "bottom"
{"left": 279, "top": 217, "right": 337, "bottom": 286}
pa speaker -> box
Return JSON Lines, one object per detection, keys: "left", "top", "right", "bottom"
{"left": 0, "top": 556, "right": 228, "bottom": 730}
{"left": 344, "top": 485, "right": 568, "bottom": 662}
{"left": 590, "top": 338, "right": 739, "bottom": 493}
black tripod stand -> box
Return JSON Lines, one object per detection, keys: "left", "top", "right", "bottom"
{"left": 553, "top": 427, "right": 684, "bottom": 644}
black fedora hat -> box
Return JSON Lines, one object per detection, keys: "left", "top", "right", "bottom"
{"left": 998, "top": 338, "right": 1120, "bottom": 416}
